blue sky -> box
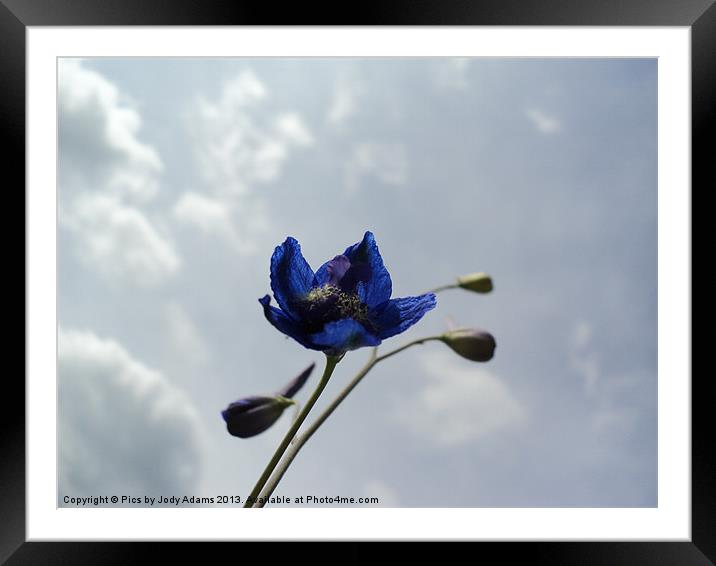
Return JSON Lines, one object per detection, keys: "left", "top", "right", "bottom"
{"left": 58, "top": 57, "right": 657, "bottom": 507}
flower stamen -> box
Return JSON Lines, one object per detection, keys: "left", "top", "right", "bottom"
{"left": 301, "top": 285, "right": 369, "bottom": 326}
{"left": 336, "top": 292, "right": 368, "bottom": 321}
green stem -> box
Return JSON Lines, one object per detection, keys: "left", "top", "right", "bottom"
{"left": 426, "top": 283, "right": 458, "bottom": 294}
{"left": 374, "top": 335, "right": 441, "bottom": 364}
{"left": 243, "top": 354, "right": 340, "bottom": 508}
{"left": 252, "top": 336, "right": 441, "bottom": 507}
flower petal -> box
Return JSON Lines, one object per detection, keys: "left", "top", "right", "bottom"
{"left": 314, "top": 255, "right": 350, "bottom": 288}
{"left": 270, "top": 237, "right": 315, "bottom": 319}
{"left": 309, "top": 318, "right": 381, "bottom": 353}
{"left": 259, "top": 295, "right": 316, "bottom": 349}
{"left": 343, "top": 231, "right": 392, "bottom": 309}
{"left": 222, "top": 396, "right": 288, "bottom": 438}
{"left": 370, "top": 293, "right": 437, "bottom": 340}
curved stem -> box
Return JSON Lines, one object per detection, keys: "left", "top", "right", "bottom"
{"left": 425, "top": 283, "right": 458, "bottom": 294}
{"left": 253, "top": 336, "right": 441, "bottom": 507}
{"left": 374, "top": 335, "right": 441, "bottom": 364}
{"left": 243, "top": 354, "right": 340, "bottom": 508}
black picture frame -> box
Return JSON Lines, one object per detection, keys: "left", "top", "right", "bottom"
{"left": 6, "top": 0, "right": 708, "bottom": 562}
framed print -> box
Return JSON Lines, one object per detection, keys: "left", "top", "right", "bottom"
{"left": 8, "top": 0, "right": 709, "bottom": 562}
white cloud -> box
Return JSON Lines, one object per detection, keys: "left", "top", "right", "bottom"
{"left": 58, "top": 328, "right": 204, "bottom": 500}
{"left": 525, "top": 108, "right": 561, "bottom": 134}
{"left": 172, "top": 191, "right": 268, "bottom": 255}
{"left": 433, "top": 58, "right": 471, "bottom": 92}
{"left": 218, "top": 69, "right": 267, "bottom": 107}
{"left": 345, "top": 142, "right": 409, "bottom": 194}
{"left": 179, "top": 69, "right": 313, "bottom": 254}
{"left": 58, "top": 59, "right": 163, "bottom": 203}
{"left": 58, "top": 60, "right": 180, "bottom": 287}
{"left": 191, "top": 69, "right": 313, "bottom": 195}
{"left": 172, "top": 192, "right": 242, "bottom": 250}
{"left": 62, "top": 194, "right": 180, "bottom": 287}
{"left": 274, "top": 112, "right": 314, "bottom": 147}
{"left": 395, "top": 351, "right": 526, "bottom": 447}
{"left": 163, "top": 303, "right": 210, "bottom": 367}
{"left": 327, "top": 76, "right": 361, "bottom": 126}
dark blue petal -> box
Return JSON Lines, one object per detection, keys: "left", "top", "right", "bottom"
{"left": 259, "top": 295, "right": 318, "bottom": 350}
{"left": 309, "top": 318, "right": 381, "bottom": 353}
{"left": 339, "top": 263, "right": 372, "bottom": 294}
{"left": 222, "top": 396, "right": 287, "bottom": 438}
{"left": 276, "top": 362, "right": 315, "bottom": 398}
{"left": 370, "top": 293, "right": 437, "bottom": 340}
{"left": 342, "top": 231, "right": 392, "bottom": 308}
{"left": 270, "top": 237, "right": 315, "bottom": 319}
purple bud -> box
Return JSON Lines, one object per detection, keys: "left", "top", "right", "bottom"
{"left": 222, "top": 363, "right": 315, "bottom": 438}
{"left": 441, "top": 328, "right": 496, "bottom": 362}
{"left": 222, "top": 396, "right": 290, "bottom": 438}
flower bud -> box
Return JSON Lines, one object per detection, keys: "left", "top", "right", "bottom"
{"left": 441, "top": 328, "right": 496, "bottom": 362}
{"left": 222, "top": 362, "right": 315, "bottom": 438}
{"left": 222, "top": 396, "right": 293, "bottom": 438}
{"left": 456, "top": 272, "right": 493, "bottom": 293}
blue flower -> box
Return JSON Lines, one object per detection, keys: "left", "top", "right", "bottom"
{"left": 259, "top": 231, "right": 437, "bottom": 354}
{"left": 222, "top": 362, "right": 315, "bottom": 438}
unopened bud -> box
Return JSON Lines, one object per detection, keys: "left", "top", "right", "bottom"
{"left": 222, "top": 362, "right": 315, "bottom": 438}
{"left": 441, "top": 328, "right": 496, "bottom": 362}
{"left": 456, "top": 272, "right": 493, "bottom": 293}
{"left": 222, "top": 396, "right": 292, "bottom": 438}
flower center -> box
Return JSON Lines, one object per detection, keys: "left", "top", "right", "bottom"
{"left": 335, "top": 290, "right": 369, "bottom": 321}
{"left": 299, "top": 284, "right": 369, "bottom": 332}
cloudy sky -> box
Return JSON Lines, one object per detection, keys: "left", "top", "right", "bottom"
{"left": 58, "top": 57, "right": 657, "bottom": 507}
